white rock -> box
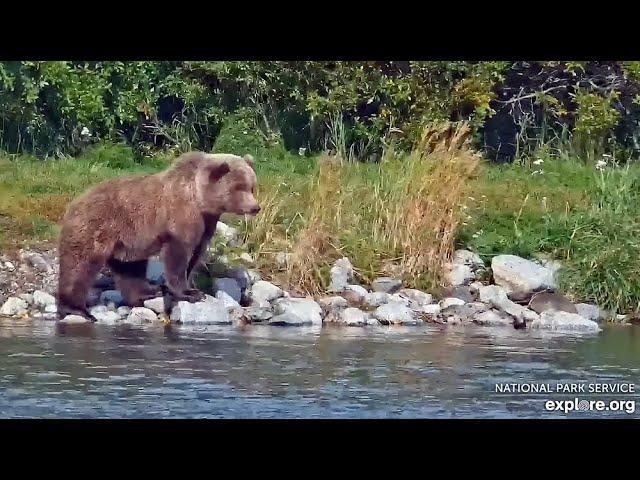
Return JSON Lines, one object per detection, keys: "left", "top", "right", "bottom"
{"left": 126, "top": 307, "right": 158, "bottom": 324}
{"left": 216, "top": 221, "right": 240, "bottom": 246}
{"left": 1, "top": 297, "right": 28, "bottom": 316}
{"left": 491, "top": 254, "right": 557, "bottom": 300}
{"left": 444, "top": 263, "right": 475, "bottom": 287}
{"left": 268, "top": 312, "right": 309, "bottom": 326}
{"left": 249, "top": 280, "right": 284, "bottom": 306}
{"left": 272, "top": 298, "right": 323, "bottom": 326}
{"left": 329, "top": 257, "right": 354, "bottom": 292}
{"left": 478, "top": 284, "right": 539, "bottom": 325}
{"left": 19, "top": 293, "right": 34, "bottom": 305}
{"left": 419, "top": 304, "right": 441, "bottom": 316}
{"left": 100, "top": 290, "right": 124, "bottom": 306}
{"left": 143, "top": 297, "right": 166, "bottom": 314}
{"left": 453, "top": 249, "right": 485, "bottom": 269}
{"left": 440, "top": 297, "right": 466, "bottom": 309}
{"left": 117, "top": 306, "right": 132, "bottom": 317}
{"left": 363, "top": 291, "right": 392, "bottom": 307}
{"left": 4, "top": 261, "right": 15, "bottom": 271}
{"left": 247, "top": 269, "right": 262, "bottom": 284}
{"left": 216, "top": 290, "right": 241, "bottom": 310}
{"left": 371, "top": 277, "right": 403, "bottom": 293}
{"left": 374, "top": 302, "right": 417, "bottom": 325}
{"left": 397, "top": 289, "right": 433, "bottom": 307}
{"left": 469, "top": 282, "right": 484, "bottom": 294}
{"left": 530, "top": 311, "right": 600, "bottom": 332}
{"left": 33, "top": 290, "right": 56, "bottom": 309}
{"left": 214, "top": 277, "right": 242, "bottom": 302}
{"left": 170, "top": 299, "right": 231, "bottom": 325}
{"left": 239, "top": 252, "right": 255, "bottom": 264}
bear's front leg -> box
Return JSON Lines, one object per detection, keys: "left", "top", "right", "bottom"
{"left": 161, "top": 239, "right": 206, "bottom": 303}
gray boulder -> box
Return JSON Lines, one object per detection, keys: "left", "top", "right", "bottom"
{"left": 272, "top": 298, "right": 323, "bottom": 326}
{"left": 371, "top": 277, "right": 403, "bottom": 293}
{"left": 170, "top": 298, "right": 231, "bottom": 325}
{"left": 329, "top": 257, "right": 354, "bottom": 293}
{"left": 491, "top": 254, "right": 556, "bottom": 300}
{"left": 373, "top": 302, "right": 417, "bottom": 325}
{"left": 530, "top": 311, "right": 600, "bottom": 332}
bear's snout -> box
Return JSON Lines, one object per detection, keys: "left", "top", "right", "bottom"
{"left": 248, "top": 205, "right": 261, "bottom": 215}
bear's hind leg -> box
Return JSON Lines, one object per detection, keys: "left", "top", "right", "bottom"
{"left": 108, "top": 258, "right": 161, "bottom": 306}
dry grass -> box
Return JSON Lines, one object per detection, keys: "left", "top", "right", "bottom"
{"left": 243, "top": 122, "right": 481, "bottom": 294}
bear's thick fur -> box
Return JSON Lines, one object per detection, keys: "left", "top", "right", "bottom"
{"left": 57, "top": 151, "right": 260, "bottom": 319}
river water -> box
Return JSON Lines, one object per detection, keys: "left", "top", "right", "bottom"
{"left": 0, "top": 318, "right": 638, "bottom": 418}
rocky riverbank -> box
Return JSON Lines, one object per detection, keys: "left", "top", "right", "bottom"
{"left": 0, "top": 222, "right": 631, "bottom": 333}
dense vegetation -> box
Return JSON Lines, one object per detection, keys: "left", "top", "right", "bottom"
{"left": 2, "top": 61, "right": 640, "bottom": 162}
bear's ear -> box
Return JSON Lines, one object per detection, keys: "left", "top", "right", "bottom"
{"left": 208, "top": 162, "right": 230, "bottom": 183}
{"left": 243, "top": 154, "right": 255, "bottom": 169}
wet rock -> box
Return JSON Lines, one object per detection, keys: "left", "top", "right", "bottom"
{"left": 59, "top": 315, "right": 90, "bottom": 325}
{"left": 143, "top": 296, "right": 166, "bottom": 314}
{"left": 491, "top": 254, "right": 556, "bottom": 301}
{"left": 1, "top": 297, "right": 28, "bottom": 316}
{"left": 336, "top": 307, "right": 376, "bottom": 326}
{"left": 44, "top": 304, "right": 58, "bottom": 314}
{"left": 126, "top": 307, "right": 158, "bottom": 324}
{"left": 100, "top": 290, "right": 124, "bottom": 307}
{"left": 170, "top": 298, "right": 231, "bottom": 325}
{"left": 528, "top": 292, "right": 577, "bottom": 314}
{"left": 268, "top": 312, "right": 309, "bottom": 326}
{"left": 249, "top": 280, "right": 284, "bottom": 306}
{"left": 473, "top": 309, "right": 514, "bottom": 327}
{"left": 33, "top": 290, "right": 56, "bottom": 309}
{"left": 214, "top": 278, "right": 242, "bottom": 303}
{"left": 373, "top": 302, "right": 417, "bottom": 325}
{"left": 371, "top": 277, "right": 402, "bottom": 294}
{"left": 272, "top": 298, "right": 323, "bottom": 326}
{"left": 89, "top": 306, "right": 121, "bottom": 324}
{"left": 575, "top": 303, "right": 604, "bottom": 323}
{"left": 117, "top": 306, "right": 132, "bottom": 317}
{"left": 440, "top": 302, "right": 489, "bottom": 325}
{"left": 329, "top": 257, "right": 354, "bottom": 293}
{"left": 530, "top": 311, "right": 600, "bottom": 332}
{"left": 363, "top": 291, "right": 392, "bottom": 308}
{"left": 244, "top": 307, "right": 273, "bottom": 323}
{"left": 417, "top": 304, "right": 441, "bottom": 316}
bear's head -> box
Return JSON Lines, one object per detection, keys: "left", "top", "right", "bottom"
{"left": 196, "top": 153, "right": 261, "bottom": 216}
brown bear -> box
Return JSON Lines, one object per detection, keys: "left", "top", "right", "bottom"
{"left": 57, "top": 151, "right": 260, "bottom": 319}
